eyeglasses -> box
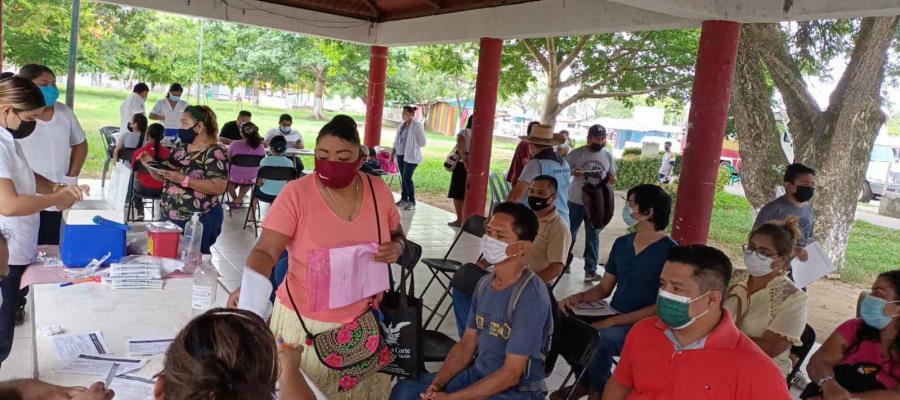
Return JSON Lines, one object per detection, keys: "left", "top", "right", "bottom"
{"left": 742, "top": 244, "right": 778, "bottom": 259}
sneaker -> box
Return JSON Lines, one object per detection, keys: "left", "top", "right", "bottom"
{"left": 404, "top": 203, "right": 416, "bottom": 211}
{"left": 790, "top": 371, "right": 811, "bottom": 389}
{"left": 395, "top": 200, "right": 408, "bottom": 207}
{"left": 14, "top": 306, "right": 25, "bottom": 326}
{"left": 549, "top": 384, "right": 590, "bottom": 400}
{"left": 584, "top": 272, "right": 601, "bottom": 282}
{"left": 447, "top": 221, "right": 461, "bottom": 228}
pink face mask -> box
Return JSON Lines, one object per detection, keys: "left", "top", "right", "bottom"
{"left": 315, "top": 158, "right": 361, "bottom": 188}
{"left": 306, "top": 243, "right": 390, "bottom": 312}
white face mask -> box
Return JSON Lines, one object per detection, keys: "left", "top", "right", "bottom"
{"left": 280, "top": 126, "right": 292, "bottom": 134}
{"left": 743, "top": 251, "right": 775, "bottom": 277}
{"left": 481, "top": 235, "right": 510, "bottom": 265}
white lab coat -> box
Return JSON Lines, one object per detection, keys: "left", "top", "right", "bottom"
{"left": 119, "top": 93, "right": 146, "bottom": 134}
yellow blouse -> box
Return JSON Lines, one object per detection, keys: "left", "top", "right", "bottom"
{"left": 724, "top": 269, "right": 808, "bottom": 376}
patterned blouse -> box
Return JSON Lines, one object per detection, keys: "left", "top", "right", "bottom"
{"left": 724, "top": 269, "right": 808, "bottom": 377}
{"left": 161, "top": 143, "right": 229, "bottom": 221}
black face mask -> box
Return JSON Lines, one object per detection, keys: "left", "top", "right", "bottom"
{"left": 179, "top": 122, "right": 199, "bottom": 144}
{"left": 794, "top": 186, "right": 815, "bottom": 203}
{"left": 588, "top": 143, "right": 605, "bottom": 152}
{"left": 5, "top": 111, "right": 37, "bottom": 139}
{"left": 528, "top": 195, "right": 553, "bottom": 212}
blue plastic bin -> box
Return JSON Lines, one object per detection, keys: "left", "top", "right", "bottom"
{"left": 60, "top": 217, "right": 128, "bottom": 267}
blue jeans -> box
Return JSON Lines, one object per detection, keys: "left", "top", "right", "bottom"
{"left": 568, "top": 202, "right": 601, "bottom": 274}
{"left": 169, "top": 204, "right": 224, "bottom": 255}
{"left": 451, "top": 289, "right": 472, "bottom": 338}
{"left": 390, "top": 370, "right": 546, "bottom": 400}
{"left": 0, "top": 265, "right": 28, "bottom": 364}
{"left": 575, "top": 324, "right": 631, "bottom": 392}
{"left": 397, "top": 155, "right": 418, "bottom": 204}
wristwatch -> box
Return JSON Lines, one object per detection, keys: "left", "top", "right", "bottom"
{"left": 816, "top": 375, "right": 834, "bottom": 387}
{"left": 180, "top": 175, "right": 191, "bottom": 188}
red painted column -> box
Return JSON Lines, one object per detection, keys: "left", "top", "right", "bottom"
{"left": 364, "top": 46, "right": 388, "bottom": 149}
{"left": 463, "top": 37, "right": 503, "bottom": 221}
{"left": 671, "top": 20, "right": 741, "bottom": 245}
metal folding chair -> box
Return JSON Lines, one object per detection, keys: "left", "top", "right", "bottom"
{"left": 553, "top": 315, "right": 603, "bottom": 400}
{"left": 550, "top": 253, "right": 576, "bottom": 291}
{"left": 126, "top": 162, "right": 163, "bottom": 222}
{"left": 224, "top": 154, "right": 264, "bottom": 216}
{"left": 99, "top": 126, "right": 120, "bottom": 188}
{"left": 420, "top": 215, "right": 486, "bottom": 330}
{"left": 243, "top": 165, "right": 299, "bottom": 235}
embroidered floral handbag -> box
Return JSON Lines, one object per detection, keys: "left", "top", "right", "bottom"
{"left": 283, "top": 175, "right": 394, "bottom": 392}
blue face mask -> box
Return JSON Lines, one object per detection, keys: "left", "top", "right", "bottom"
{"left": 169, "top": 95, "right": 181, "bottom": 102}
{"left": 622, "top": 205, "right": 638, "bottom": 227}
{"left": 40, "top": 85, "right": 60, "bottom": 106}
{"left": 860, "top": 294, "right": 900, "bottom": 330}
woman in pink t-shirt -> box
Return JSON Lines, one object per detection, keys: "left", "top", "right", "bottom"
{"left": 804, "top": 270, "right": 900, "bottom": 399}
{"left": 232, "top": 115, "right": 405, "bottom": 399}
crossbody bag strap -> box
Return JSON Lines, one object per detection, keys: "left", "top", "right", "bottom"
{"left": 284, "top": 278, "right": 315, "bottom": 343}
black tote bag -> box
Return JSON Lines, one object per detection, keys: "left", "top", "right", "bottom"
{"left": 379, "top": 241, "right": 423, "bottom": 379}
{"left": 582, "top": 176, "right": 615, "bottom": 230}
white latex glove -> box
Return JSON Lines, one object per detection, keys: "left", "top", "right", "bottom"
{"left": 238, "top": 267, "right": 273, "bottom": 319}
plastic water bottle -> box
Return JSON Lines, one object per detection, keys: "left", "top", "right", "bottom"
{"left": 180, "top": 212, "right": 203, "bottom": 272}
{"left": 192, "top": 260, "right": 217, "bottom": 315}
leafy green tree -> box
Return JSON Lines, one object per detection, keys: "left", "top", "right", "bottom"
{"left": 731, "top": 17, "right": 900, "bottom": 269}
{"left": 503, "top": 31, "right": 700, "bottom": 126}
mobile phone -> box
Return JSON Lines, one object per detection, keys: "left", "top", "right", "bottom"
{"left": 147, "top": 161, "right": 177, "bottom": 171}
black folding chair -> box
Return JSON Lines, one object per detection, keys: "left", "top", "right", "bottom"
{"left": 553, "top": 315, "right": 602, "bottom": 400}
{"left": 420, "top": 215, "right": 486, "bottom": 330}
{"left": 787, "top": 324, "right": 816, "bottom": 385}
{"left": 99, "top": 126, "right": 119, "bottom": 188}
{"left": 243, "top": 165, "right": 299, "bottom": 235}
{"left": 126, "top": 162, "right": 163, "bottom": 222}
{"left": 550, "top": 253, "right": 576, "bottom": 291}
{"left": 224, "top": 154, "right": 264, "bottom": 216}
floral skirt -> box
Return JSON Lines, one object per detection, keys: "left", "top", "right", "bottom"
{"left": 271, "top": 301, "right": 392, "bottom": 399}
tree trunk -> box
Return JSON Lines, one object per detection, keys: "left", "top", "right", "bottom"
{"left": 738, "top": 17, "right": 899, "bottom": 270}
{"left": 540, "top": 83, "right": 562, "bottom": 127}
{"left": 731, "top": 28, "right": 789, "bottom": 210}
{"left": 253, "top": 78, "right": 261, "bottom": 108}
{"left": 311, "top": 68, "right": 327, "bottom": 121}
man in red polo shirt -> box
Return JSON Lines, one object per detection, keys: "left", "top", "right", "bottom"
{"left": 603, "top": 245, "right": 791, "bottom": 400}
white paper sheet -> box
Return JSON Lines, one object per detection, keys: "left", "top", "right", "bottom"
{"left": 573, "top": 300, "right": 618, "bottom": 317}
{"left": 53, "top": 331, "right": 110, "bottom": 359}
{"left": 127, "top": 338, "right": 174, "bottom": 357}
{"left": 108, "top": 375, "right": 156, "bottom": 400}
{"left": 790, "top": 242, "right": 835, "bottom": 289}
{"left": 55, "top": 354, "right": 148, "bottom": 376}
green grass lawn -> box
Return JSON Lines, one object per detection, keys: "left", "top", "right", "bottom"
{"left": 64, "top": 85, "right": 896, "bottom": 283}
{"left": 63, "top": 85, "right": 366, "bottom": 177}
{"left": 708, "top": 190, "right": 900, "bottom": 285}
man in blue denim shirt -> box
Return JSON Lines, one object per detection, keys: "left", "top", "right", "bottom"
{"left": 391, "top": 203, "right": 551, "bottom": 400}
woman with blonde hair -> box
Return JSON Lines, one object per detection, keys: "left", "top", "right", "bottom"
{"left": 725, "top": 216, "right": 808, "bottom": 377}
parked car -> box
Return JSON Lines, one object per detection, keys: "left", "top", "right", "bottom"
{"left": 861, "top": 143, "right": 900, "bottom": 202}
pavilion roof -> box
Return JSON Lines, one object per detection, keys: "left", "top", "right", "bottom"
{"left": 101, "top": 0, "right": 900, "bottom": 45}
